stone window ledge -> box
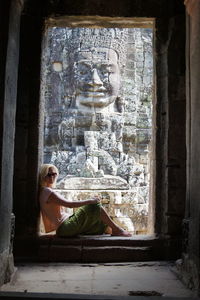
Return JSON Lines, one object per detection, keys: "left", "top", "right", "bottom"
{"left": 14, "top": 234, "right": 181, "bottom": 263}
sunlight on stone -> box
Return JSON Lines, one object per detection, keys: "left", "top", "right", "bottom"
{"left": 52, "top": 62, "right": 63, "bottom": 72}
{"left": 41, "top": 26, "right": 153, "bottom": 235}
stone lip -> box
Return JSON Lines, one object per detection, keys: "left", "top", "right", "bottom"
{"left": 57, "top": 175, "right": 129, "bottom": 190}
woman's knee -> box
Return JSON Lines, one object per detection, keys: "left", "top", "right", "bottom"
{"left": 87, "top": 202, "right": 101, "bottom": 210}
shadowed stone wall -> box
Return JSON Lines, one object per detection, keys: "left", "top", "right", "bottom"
{"left": 178, "top": 1, "right": 200, "bottom": 293}
{"left": 12, "top": 0, "right": 186, "bottom": 260}
{"left": 41, "top": 25, "right": 153, "bottom": 234}
{"left": 0, "top": 0, "right": 23, "bottom": 287}
{"left": 3, "top": 0, "right": 198, "bottom": 289}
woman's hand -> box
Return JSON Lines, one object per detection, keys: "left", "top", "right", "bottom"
{"left": 89, "top": 196, "right": 101, "bottom": 204}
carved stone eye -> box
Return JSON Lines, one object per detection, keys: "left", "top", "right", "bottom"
{"left": 100, "top": 69, "right": 108, "bottom": 75}
{"left": 79, "top": 70, "right": 87, "bottom": 75}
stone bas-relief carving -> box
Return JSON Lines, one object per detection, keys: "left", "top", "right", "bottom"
{"left": 75, "top": 48, "right": 121, "bottom": 110}
{"left": 41, "top": 27, "right": 153, "bottom": 234}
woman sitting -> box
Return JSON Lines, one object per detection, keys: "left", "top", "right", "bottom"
{"left": 39, "top": 164, "right": 132, "bottom": 237}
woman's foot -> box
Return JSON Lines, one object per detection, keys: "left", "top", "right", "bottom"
{"left": 104, "top": 226, "right": 112, "bottom": 234}
{"left": 111, "top": 229, "right": 132, "bottom": 237}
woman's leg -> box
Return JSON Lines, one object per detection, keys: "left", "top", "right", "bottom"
{"left": 100, "top": 207, "right": 132, "bottom": 237}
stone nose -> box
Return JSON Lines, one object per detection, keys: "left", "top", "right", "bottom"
{"left": 89, "top": 68, "right": 103, "bottom": 86}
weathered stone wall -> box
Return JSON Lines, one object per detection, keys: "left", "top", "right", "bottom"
{"left": 41, "top": 25, "right": 153, "bottom": 234}
{"left": 153, "top": 14, "right": 186, "bottom": 238}
{"left": 12, "top": 0, "right": 186, "bottom": 260}
{"left": 0, "top": 0, "right": 23, "bottom": 287}
{"left": 180, "top": 0, "right": 200, "bottom": 293}
{"left": 13, "top": 1, "right": 44, "bottom": 237}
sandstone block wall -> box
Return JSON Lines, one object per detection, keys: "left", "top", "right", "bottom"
{"left": 41, "top": 25, "right": 153, "bottom": 234}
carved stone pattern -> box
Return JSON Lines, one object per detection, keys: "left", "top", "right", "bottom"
{"left": 41, "top": 27, "right": 153, "bottom": 234}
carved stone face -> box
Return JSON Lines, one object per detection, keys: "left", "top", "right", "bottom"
{"left": 74, "top": 48, "right": 120, "bottom": 108}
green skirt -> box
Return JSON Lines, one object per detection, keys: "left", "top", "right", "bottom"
{"left": 56, "top": 203, "right": 107, "bottom": 237}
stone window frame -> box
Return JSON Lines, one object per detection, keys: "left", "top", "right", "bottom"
{"left": 13, "top": 3, "right": 186, "bottom": 261}
{"left": 40, "top": 16, "right": 155, "bottom": 235}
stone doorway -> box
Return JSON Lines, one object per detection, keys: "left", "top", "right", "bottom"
{"left": 40, "top": 17, "right": 154, "bottom": 235}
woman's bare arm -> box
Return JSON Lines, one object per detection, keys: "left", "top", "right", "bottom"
{"left": 47, "top": 191, "right": 100, "bottom": 208}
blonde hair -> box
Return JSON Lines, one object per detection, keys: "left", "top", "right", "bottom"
{"left": 39, "top": 164, "right": 59, "bottom": 188}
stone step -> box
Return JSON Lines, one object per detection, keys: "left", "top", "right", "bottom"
{"left": 1, "top": 291, "right": 193, "bottom": 300}
{"left": 46, "top": 245, "right": 153, "bottom": 262}
{"left": 48, "top": 234, "right": 160, "bottom": 247}
{"left": 14, "top": 234, "right": 181, "bottom": 263}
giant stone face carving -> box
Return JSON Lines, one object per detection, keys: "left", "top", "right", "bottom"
{"left": 75, "top": 48, "right": 120, "bottom": 109}
{"left": 42, "top": 26, "right": 153, "bottom": 233}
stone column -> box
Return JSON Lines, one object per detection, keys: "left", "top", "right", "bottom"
{"left": 182, "top": 0, "right": 200, "bottom": 292}
{"left": 0, "top": 0, "right": 23, "bottom": 286}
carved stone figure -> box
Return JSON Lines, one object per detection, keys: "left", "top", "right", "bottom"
{"left": 48, "top": 29, "right": 128, "bottom": 179}
{"left": 74, "top": 48, "right": 120, "bottom": 110}
{"left": 42, "top": 27, "right": 153, "bottom": 233}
